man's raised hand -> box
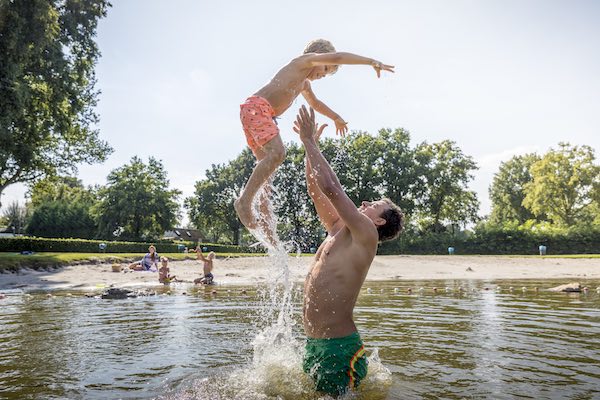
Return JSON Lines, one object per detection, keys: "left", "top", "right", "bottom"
{"left": 293, "top": 105, "right": 318, "bottom": 142}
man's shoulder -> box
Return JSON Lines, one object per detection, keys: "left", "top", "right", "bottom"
{"left": 338, "top": 220, "right": 379, "bottom": 247}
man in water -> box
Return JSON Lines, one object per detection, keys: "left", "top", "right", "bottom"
{"left": 293, "top": 106, "right": 405, "bottom": 396}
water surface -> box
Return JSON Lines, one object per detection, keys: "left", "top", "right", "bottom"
{"left": 0, "top": 279, "right": 599, "bottom": 399}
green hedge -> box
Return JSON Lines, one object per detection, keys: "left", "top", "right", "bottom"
{"left": 0, "top": 236, "right": 262, "bottom": 254}
{"left": 378, "top": 228, "right": 600, "bottom": 255}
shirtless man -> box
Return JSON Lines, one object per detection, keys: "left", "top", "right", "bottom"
{"left": 293, "top": 106, "right": 404, "bottom": 396}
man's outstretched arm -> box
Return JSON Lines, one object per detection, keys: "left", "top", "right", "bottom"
{"left": 294, "top": 106, "right": 374, "bottom": 241}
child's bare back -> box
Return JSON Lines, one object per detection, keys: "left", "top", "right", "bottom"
{"left": 254, "top": 55, "right": 326, "bottom": 117}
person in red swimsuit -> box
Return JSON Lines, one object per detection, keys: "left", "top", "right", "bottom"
{"left": 235, "top": 39, "right": 394, "bottom": 245}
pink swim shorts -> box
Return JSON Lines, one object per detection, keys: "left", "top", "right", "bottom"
{"left": 240, "top": 96, "right": 279, "bottom": 154}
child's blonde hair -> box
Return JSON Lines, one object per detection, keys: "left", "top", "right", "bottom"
{"left": 208, "top": 251, "right": 216, "bottom": 259}
{"left": 303, "top": 39, "right": 335, "bottom": 54}
{"left": 160, "top": 256, "right": 168, "bottom": 263}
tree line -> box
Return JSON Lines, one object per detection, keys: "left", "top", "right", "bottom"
{"left": 186, "top": 129, "right": 480, "bottom": 247}
{"left": 4, "top": 135, "right": 597, "bottom": 250}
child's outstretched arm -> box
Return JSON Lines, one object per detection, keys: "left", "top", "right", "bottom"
{"left": 301, "top": 81, "right": 347, "bottom": 136}
{"left": 195, "top": 246, "right": 207, "bottom": 262}
{"left": 305, "top": 52, "right": 394, "bottom": 77}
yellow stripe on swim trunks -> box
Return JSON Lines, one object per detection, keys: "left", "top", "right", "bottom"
{"left": 348, "top": 345, "right": 366, "bottom": 389}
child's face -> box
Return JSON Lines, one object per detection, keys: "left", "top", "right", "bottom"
{"left": 309, "top": 65, "right": 338, "bottom": 81}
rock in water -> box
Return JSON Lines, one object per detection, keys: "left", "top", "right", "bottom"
{"left": 548, "top": 282, "right": 581, "bottom": 292}
{"left": 101, "top": 288, "right": 136, "bottom": 299}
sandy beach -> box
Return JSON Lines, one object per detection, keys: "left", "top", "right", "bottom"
{"left": 1, "top": 255, "right": 599, "bottom": 292}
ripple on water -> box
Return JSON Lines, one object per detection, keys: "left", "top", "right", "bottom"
{"left": 0, "top": 279, "right": 599, "bottom": 399}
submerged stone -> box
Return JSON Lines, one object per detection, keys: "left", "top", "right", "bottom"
{"left": 548, "top": 282, "right": 581, "bottom": 292}
{"left": 101, "top": 288, "right": 136, "bottom": 299}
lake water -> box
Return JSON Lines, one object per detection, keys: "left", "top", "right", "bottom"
{"left": 0, "top": 279, "right": 599, "bottom": 399}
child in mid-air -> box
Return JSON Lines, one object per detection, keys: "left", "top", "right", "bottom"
{"left": 234, "top": 39, "right": 394, "bottom": 237}
{"left": 193, "top": 246, "right": 215, "bottom": 285}
{"left": 158, "top": 257, "right": 177, "bottom": 284}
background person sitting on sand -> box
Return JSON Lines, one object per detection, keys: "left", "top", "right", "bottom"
{"left": 193, "top": 246, "right": 215, "bottom": 285}
{"left": 158, "top": 257, "right": 177, "bottom": 284}
{"left": 128, "top": 245, "right": 160, "bottom": 271}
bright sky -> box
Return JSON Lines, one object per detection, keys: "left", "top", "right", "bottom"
{"left": 3, "top": 0, "right": 600, "bottom": 223}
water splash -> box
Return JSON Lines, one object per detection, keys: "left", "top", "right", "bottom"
{"left": 163, "top": 180, "right": 392, "bottom": 398}
{"left": 161, "top": 347, "right": 392, "bottom": 400}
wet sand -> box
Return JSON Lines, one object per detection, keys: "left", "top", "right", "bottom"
{"left": 0, "top": 255, "right": 599, "bottom": 291}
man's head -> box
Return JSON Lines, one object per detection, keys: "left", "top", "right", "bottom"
{"left": 304, "top": 39, "right": 338, "bottom": 80}
{"left": 358, "top": 198, "right": 405, "bottom": 242}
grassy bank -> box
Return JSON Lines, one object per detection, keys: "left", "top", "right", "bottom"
{"left": 0, "top": 252, "right": 267, "bottom": 272}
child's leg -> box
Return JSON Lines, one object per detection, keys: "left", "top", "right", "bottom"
{"left": 253, "top": 182, "right": 280, "bottom": 248}
{"left": 235, "top": 135, "right": 285, "bottom": 229}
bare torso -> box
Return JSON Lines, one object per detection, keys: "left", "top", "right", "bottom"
{"left": 254, "top": 55, "right": 313, "bottom": 116}
{"left": 303, "top": 227, "right": 377, "bottom": 338}
{"left": 203, "top": 260, "right": 213, "bottom": 276}
{"left": 159, "top": 267, "right": 169, "bottom": 280}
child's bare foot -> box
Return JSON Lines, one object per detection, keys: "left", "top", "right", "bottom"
{"left": 234, "top": 197, "right": 257, "bottom": 229}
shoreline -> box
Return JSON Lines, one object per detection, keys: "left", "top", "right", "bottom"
{"left": 1, "top": 255, "right": 599, "bottom": 292}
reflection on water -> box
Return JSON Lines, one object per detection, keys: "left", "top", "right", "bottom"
{"left": 0, "top": 279, "right": 599, "bottom": 399}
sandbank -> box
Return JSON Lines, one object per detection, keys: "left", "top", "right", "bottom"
{"left": 0, "top": 255, "right": 599, "bottom": 292}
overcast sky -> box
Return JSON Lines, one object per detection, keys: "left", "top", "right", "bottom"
{"left": 3, "top": 0, "right": 599, "bottom": 222}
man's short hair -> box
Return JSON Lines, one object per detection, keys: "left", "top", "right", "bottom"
{"left": 377, "top": 198, "right": 405, "bottom": 242}
{"left": 303, "top": 39, "right": 336, "bottom": 54}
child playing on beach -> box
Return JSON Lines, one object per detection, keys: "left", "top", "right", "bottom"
{"left": 193, "top": 246, "right": 215, "bottom": 285}
{"left": 158, "top": 257, "right": 177, "bottom": 284}
{"left": 234, "top": 39, "right": 394, "bottom": 237}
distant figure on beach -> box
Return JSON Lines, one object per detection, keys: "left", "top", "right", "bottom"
{"left": 158, "top": 256, "right": 177, "bottom": 284}
{"left": 234, "top": 38, "right": 394, "bottom": 241}
{"left": 128, "top": 245, "right": 159, "bottom": 271}
{"left": 193, "top": 246, "right": 215, "bottom": 285}
{"left": 294, "top": 106, "right": 404, "bottom": 396}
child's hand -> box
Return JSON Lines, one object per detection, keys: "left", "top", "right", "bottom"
{"left": 372, "top": 60, "right": 395, "bottom": 78}
{"left": 334, "top": 118, "right": 348, "bottom": 136}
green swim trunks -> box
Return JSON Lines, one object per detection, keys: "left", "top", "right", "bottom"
{"left": 303, "top": 332, "right": 368, "bottom": 396}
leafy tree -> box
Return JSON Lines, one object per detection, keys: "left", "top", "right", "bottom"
{"left": 415, "top": 140, "right": 479, "bottom": 232}
{"left": 28, "top": 176, "right": 96, "bottom": 208}
{"left": 186, "top": 149, "right": 255, "bottom": 245}
{"left": 188, "top": 130, "right": 484, "bottom": 244}
{"left": 25, "top": 176, "right": 98, "bottom": 238}
{"left": 94, "top": 157, "right": 181, "bottom": 241}
{"left": 0, "top": 0, "right": 113, "bottom": 207}
{"left": 331, "top": 132, "right": 384, "bottom": 204}
{"left": 26, "top": 200, "right": 97, "bottom": 238}
{"left": 273, "top": 143, "right": 321, "bottom": 249}
{"left": 523, "top": 143, "right": 600, "bottom": 226}
{"left": 378, "top": 128, "right": 421, "bottom": 215}
{"left": 489, "top": 154, "right": 541, "bottom": 225}
{"left": 1, "top": 200, "right": 28, "bottom": 234}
